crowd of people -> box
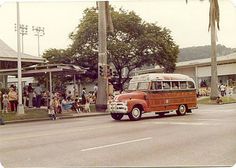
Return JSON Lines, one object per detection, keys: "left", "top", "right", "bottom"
{"left": 47, "top": 87, "right": 97, "bottom": 120}
{"left": 0, "top": 83, "right": 97, "bottom": 116}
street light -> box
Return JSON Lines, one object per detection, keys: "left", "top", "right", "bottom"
{"left": 14, "top": 24, "right": 28, "bottom": 53}
{"left": 16, "top": 2, "right": 24, "bottom": 114}
{"left": 32, "top": 26, "right": 45, "bottom": 57}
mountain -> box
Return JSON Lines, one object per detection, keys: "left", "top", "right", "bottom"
{"left": 177, "top": 44, "right": 236, "bottom": 62}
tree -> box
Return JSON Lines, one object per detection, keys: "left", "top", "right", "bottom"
{"left": 208, "top": 0, "right": 220, "bottom": 100}
{"left": 186, "top": 0, "right": 220, "bottom": 100}
{"left": 70, "top": 7, "right": 179, "bottom": 90}
{"left": 43, "top": 48, "right": 73, "bottom": 64}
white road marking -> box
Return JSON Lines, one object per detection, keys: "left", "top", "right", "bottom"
{"left": 153, "top": 121, "right": 219, "bottom": 126}
{"left": 196, "top": 119, "right": 221, "bottom": 121}
{"left": 81, "top": 137, "right": 152, "bottom": 152}
{"left": 0, "top": 162, "right": 4, "bottom": 168}
{"left": 232, "top": 163, "right": 236, "bottom": 168}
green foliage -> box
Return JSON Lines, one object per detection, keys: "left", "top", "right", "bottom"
{"left": 42, "top": 7, "right": 179, "bottom": 90}
{"left": 69, "top": 7, "right": 179, "bottom": 90}
{"left": 43, "top": 48, "right": 73, "bottom": 64}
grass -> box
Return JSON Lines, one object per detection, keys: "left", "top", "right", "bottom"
{"left": 198, "top": 96, "right": 236, "bottom": 104}
{"left": 0, "top": 108, "right": 48, "bottom": 121}
{"left": 0, "top": 104, "right": 97, "bottom": 122}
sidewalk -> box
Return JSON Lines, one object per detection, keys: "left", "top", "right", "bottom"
{"left": 4, "top": 110, "right": 110, "bottom": 124}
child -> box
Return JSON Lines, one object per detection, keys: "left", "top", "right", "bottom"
{"left": 84, "top": 97, "right": 91, "bottom": 113}
{"left": 48, "top": 105, "right": 56, "bottom": 120}
{"left": 73, "top": 99, "right": 82, "bottom": 113}
{"left": 48, "top": 97, "right": 59, "bottom": 120}
{"left": 2, "top": 93, "right": 9, "bottom": 113}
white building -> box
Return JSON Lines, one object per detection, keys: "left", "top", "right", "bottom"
{"left": 136, "top": 52, "right": 236, "bottom": 89}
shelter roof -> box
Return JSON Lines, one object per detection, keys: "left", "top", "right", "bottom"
{"left": 0, "top": 63, "right": 86, "bottom": 76}
{"left": 0, "top": 39, "right": 44, "bottom": 63}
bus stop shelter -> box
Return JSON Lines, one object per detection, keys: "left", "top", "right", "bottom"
{"left": 0, "top": 63, "right": 86, "bottom": 100}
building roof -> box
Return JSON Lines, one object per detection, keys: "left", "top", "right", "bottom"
{"left": 137, "top": 52, "right": 236, "bottom": 75}
{"left": 172, "top": 52, "right": 236, "bottom": 68}
{"left": 0, "top": 39, "right": 44, "bottom": 63}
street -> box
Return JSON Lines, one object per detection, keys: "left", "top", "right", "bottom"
{"left": 0, "top": 103, "right": 236, "bottom": 167}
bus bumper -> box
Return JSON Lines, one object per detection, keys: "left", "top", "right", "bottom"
{"left": 109, "top": 102, "right": 128, "bottom": 114}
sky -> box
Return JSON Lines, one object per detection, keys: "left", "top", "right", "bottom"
{"left": 0, "top": 0, "right": 236, "bottom": 57}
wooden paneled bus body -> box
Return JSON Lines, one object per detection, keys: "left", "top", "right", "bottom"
{"left": 109, "top": 73, "right": 197, "bottom": 121}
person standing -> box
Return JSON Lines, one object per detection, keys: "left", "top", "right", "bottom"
{"left": 229, "top": 86, "right": 234, "bottom": 96}
{"left": 34, "top": 83, "right": 43, "bottom": 108}
{"left": 2, "top": 92, "right": 9, "bottom": 113}
{"left": 48, "top": 97, "right": 59, "bottom": 120}
{"left": 81, "top": 87, "right": 87, "bottom": 105}
{"left": 93, "top": 83, "right": 98, "bottom": 97}
{"left": 8, "top": 86, "right": 17, "bottom": 112}
{"left": 28, "top": 83, "right": 34, "bottom": 108}
{"left": 23, "top": 87, "right": 28, "bottom": 107}
{"left": 220, "top": 83, "right": 226, "bottom": 97}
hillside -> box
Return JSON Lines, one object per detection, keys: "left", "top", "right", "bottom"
{"left": 178, "top": 45, "right": 236, "bottom": 62}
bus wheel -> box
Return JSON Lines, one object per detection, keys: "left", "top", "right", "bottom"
{"left": 128, "top": 107, "right": 142, "bottom": 121}
{"left": 111, "top": 113, "right": 124, "bottom": 120}
{"left": 176, "top": 104, "right": 187, "bottom": 116}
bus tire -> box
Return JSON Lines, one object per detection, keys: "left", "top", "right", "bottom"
{"left": 176, "top": 104, "right": 187, "bottom": 116}
{"left": 128, "top": 107, "right": 142, "bottom": 121}
{"left": 111, "top": 113, "right": 124, "bottom": 120}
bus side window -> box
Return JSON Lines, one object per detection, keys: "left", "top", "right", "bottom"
{"left": 180, "top": 81, "right": 187, "bottom": 89}
{"left": 156, "top": 81, "right": 162, "bottom": 90}
{"left": 150, "top": 82, "right": 155, "bottom": 90}
{"left": 163, "top": 81, "right": 170, "bottom": 89}
{"left": 172, "top": 81, "right": 179, "bottom": 89}
{"left": 188, "top": 81, "right": 195, "bottom": 89}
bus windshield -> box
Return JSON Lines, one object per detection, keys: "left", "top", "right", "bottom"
{"left": 137, "top": 82, "right": 149, "bottom": 90}
{"left": 128, "top": 82, "right": 149, "bottom": 91}
{"left": 128, "top": 83, "right": 137, "bottom": 91}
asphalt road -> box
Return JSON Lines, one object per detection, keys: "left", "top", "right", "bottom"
{"left": 0, "top": 103, "right": 236, "bottom": 167}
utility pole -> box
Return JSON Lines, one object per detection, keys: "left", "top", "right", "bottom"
{"left": 96, "top": 1, "right": 108, "bottom": 111}
{"left": 32, "top": 26, "right": 45, "bottom": 57}
{"left": 16, "top": 2, "right": 24, "bottom": 114}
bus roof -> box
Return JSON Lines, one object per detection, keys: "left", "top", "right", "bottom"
{"left": 130, "top": 73, "right": 194, "bottom": 83}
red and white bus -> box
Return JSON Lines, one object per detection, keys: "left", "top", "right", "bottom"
{"left": 109, "top": 73, "right": 198, "bottom": 121}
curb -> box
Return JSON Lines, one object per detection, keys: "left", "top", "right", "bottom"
{"left": 4, "top": 112, "right": 110, "bottom": 124}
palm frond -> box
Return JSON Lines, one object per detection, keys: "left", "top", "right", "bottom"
{"left": 208, "top": 0, "right": 220, "bottom": 31}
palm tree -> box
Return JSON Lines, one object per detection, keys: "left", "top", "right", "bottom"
{"left": 208, "top": 0, "right": 220, "bottom": 100}
{"left": 187, "top": 0, "right": 220, "bottom": 100}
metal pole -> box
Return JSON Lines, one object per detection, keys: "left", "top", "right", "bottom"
{"left": 73, "top": 74, "right": 76, "bottom": 97}
{"left": 96, "top": 1, "right": 108, "bottom": 111}
{"left": 16, "top": 2, "right": 24, "bottom": 114}
{"left": 38, "top": 33, "right": 40, "bottom": 57}
{"left": 195, "top": 66, "right": 199, "bottom": 90}
{"left": 49, "top": 71, "right": 52, "bottom": 101}
{"left": 21, "top": 33, "right": 24, "bottom": 53}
